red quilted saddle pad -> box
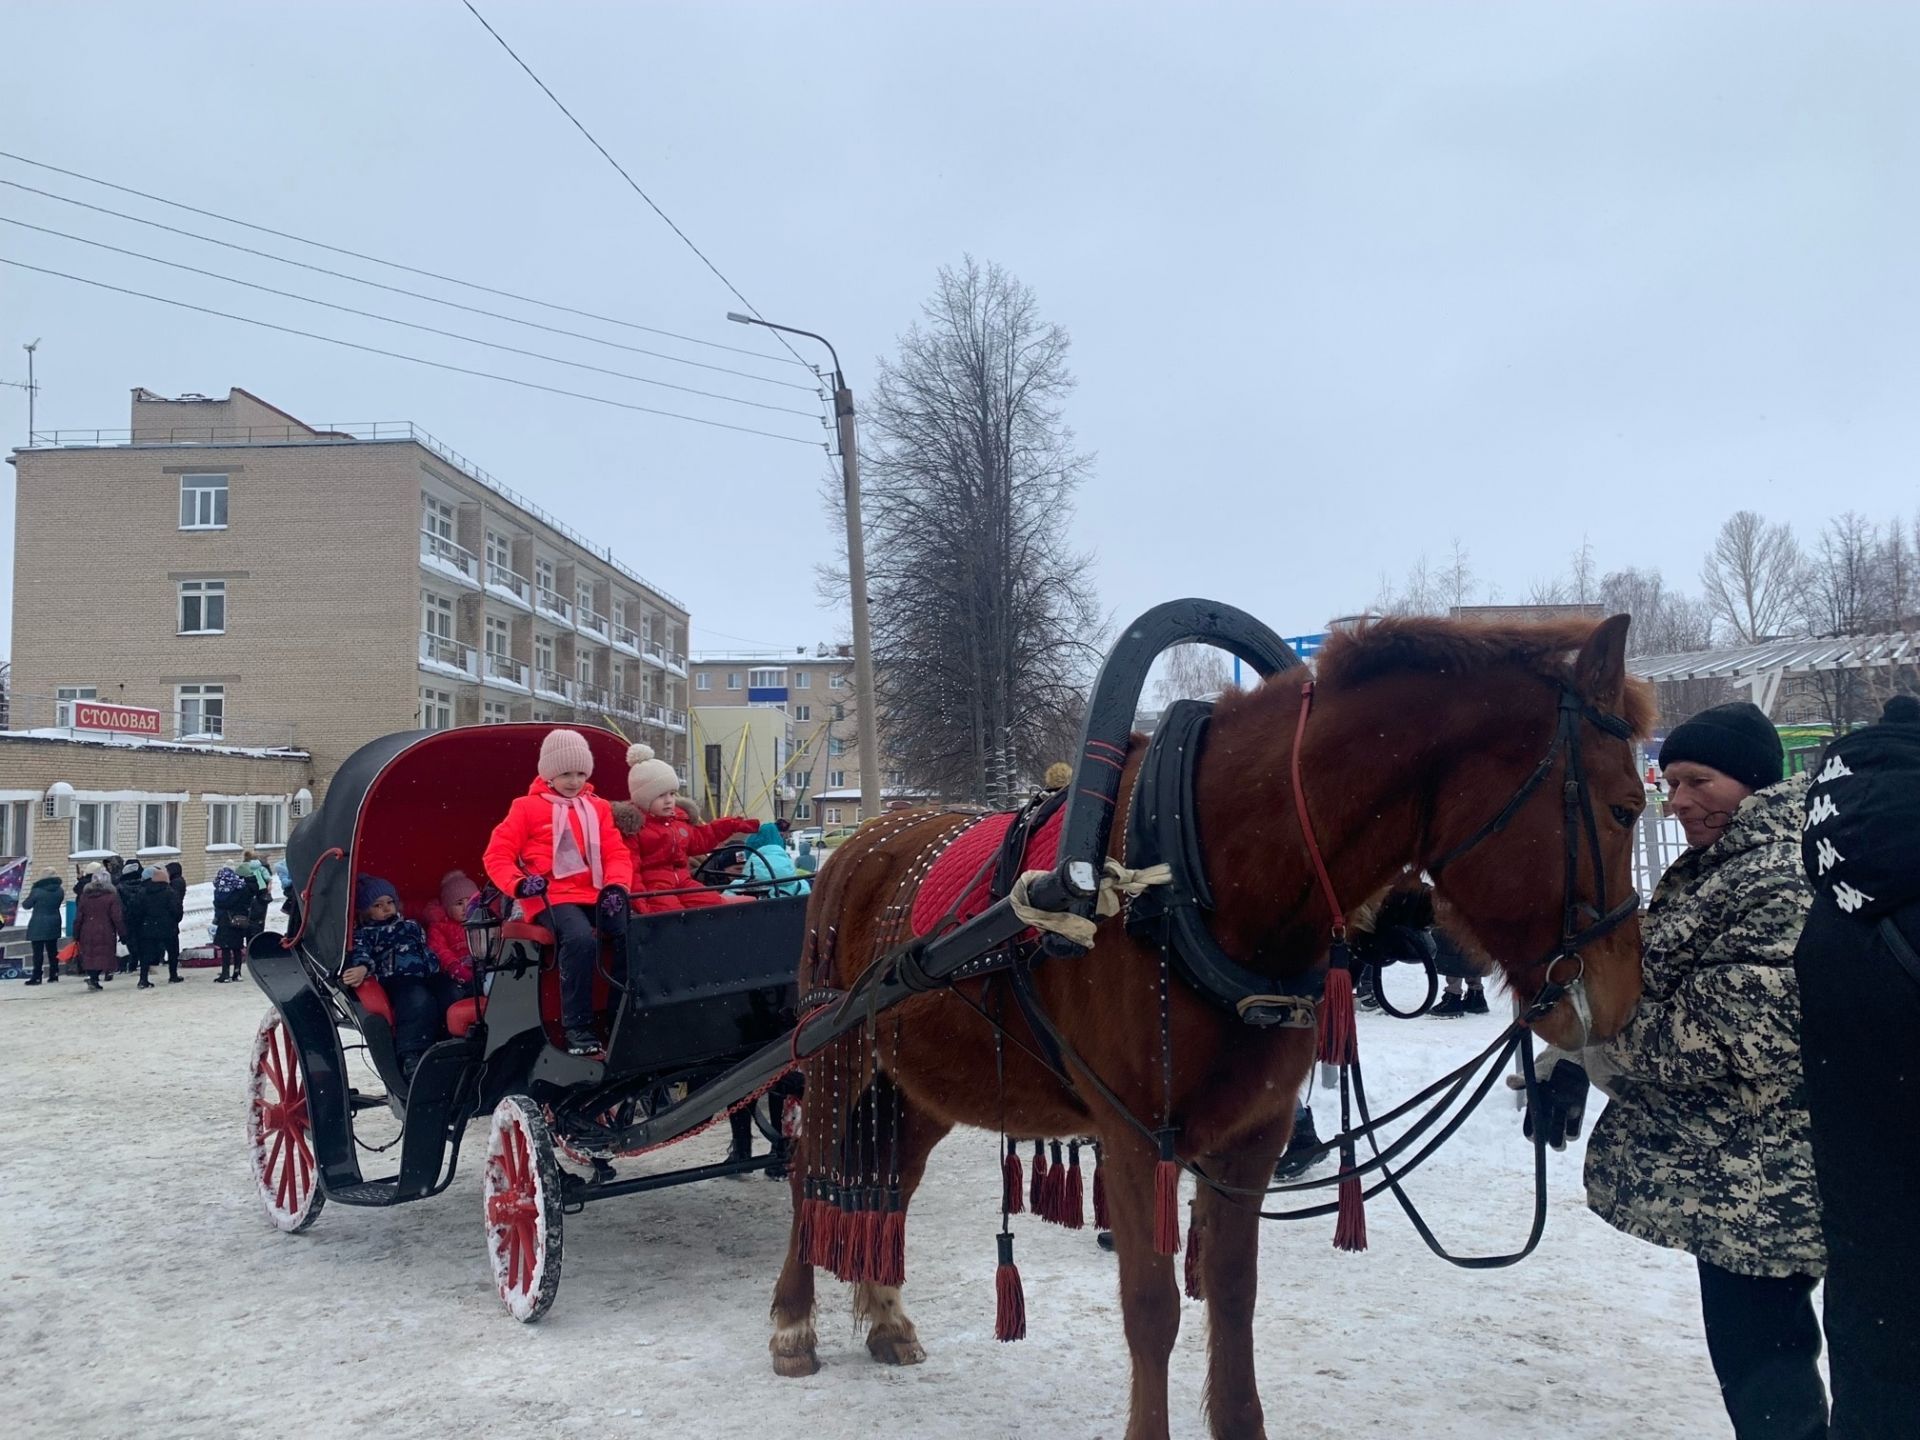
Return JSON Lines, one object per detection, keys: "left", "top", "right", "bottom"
{"left": 910, "top": 808, "right": 1065, "bottom": 937}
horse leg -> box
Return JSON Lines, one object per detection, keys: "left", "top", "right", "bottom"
{"left": 1196, "top": 1131, "right": 1289, "bottom": 1440}
{"left": 854, "top": 1089, "right": 952, "bottom": 1367}
{"left": 768, "top": 1160, "right": 820, "bottom": 1377}
{"left": 1103, "top": 1132, "right": 1182, "bottom": 1440}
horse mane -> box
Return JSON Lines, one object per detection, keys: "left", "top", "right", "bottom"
{"left": 1310, "top": 615, "right": 1656, "bottom": 737}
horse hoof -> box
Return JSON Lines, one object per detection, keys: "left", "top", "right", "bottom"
{"left": 867, "top": 1332, "right": 926, "bottom": 1367}
{"left": 771, "top": 1349, "right": 821, "bottom": 1378}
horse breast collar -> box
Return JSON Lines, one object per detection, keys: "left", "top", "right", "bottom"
{"left": 1125, "top": 699, "right": 1322, "bottom": 1028}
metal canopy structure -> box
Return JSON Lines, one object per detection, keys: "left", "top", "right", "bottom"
{"left": 1629, "top": 632, "right": 1920, "bottom": 714}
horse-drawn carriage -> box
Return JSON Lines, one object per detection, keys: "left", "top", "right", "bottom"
{"left": 245, "top": 723, "right": 805, "bottom": 1319}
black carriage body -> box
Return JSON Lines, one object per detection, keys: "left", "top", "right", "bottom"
{"left": 256, "top": 724, "right": 802, "bottom": 1207}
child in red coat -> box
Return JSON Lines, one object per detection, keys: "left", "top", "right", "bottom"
{"left": 616, "top": 743, "right": 757, "bottom": 914}
{"left": 420, "top": 869, "right": 480, "bottom": 986}
{"left": 482, "top": 729, "right": 633, "bottom": 1055}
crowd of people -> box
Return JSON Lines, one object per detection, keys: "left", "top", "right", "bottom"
{"left": 16, "top": 849, "right": 282, "bottom": 991}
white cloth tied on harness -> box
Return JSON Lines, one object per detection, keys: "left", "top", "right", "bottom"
{"left": 1007, "top": 858, "right": 1174, "bottom": 948}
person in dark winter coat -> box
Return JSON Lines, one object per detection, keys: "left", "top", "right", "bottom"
{"left": 165, "top": 861, "right": 186, "bottom": 907}
{"left": 114, "top": 860, "right": 144, "bottom": 972}
{"left": 124, "top": 866, "right": 185, "bottom": 988}
{"left": 1526, "top": 701, "right": 1827, "bottom": 1440}
{"left": 338, "top": 875, "right": 457, "bottom": 1081}
{"left": 73, "top": 872, "right": 125, "bottom": 990}
{"left": 1793, "top": 694, "right": 1920, "bottom": 1440}
{"left": 211, "top": 867, "right": 257, "bottom": 983}
{"left": 21, "top": 872, "right": 66, "bottom": 984}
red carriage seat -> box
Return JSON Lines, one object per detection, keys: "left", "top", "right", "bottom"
{"left": 352, "top": 976, "right": 396, "bottom": 1026}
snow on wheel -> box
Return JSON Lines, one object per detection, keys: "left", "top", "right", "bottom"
{"left": 484, "top": 1095, "right": 564, "bottom": 1323}
{"left": 248, "top": 1008, "right": 325, "bottom": 1234}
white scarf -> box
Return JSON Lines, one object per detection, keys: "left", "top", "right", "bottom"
{"left": 547, "top": 793, "right": 604, "bottom": 888}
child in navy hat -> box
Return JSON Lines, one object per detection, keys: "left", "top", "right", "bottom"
{"left": 340, "top": 875, "right": 456, "bottom": 1082}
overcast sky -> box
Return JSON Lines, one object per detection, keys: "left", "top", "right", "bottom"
{"left": 4, "top": 1, "right": 1915, "bottom": 663}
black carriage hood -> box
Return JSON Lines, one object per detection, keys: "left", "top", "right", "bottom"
{"left": 286, "top": 723, "right": 634, "bottom": 970}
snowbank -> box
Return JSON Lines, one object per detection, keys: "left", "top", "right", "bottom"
{"left": 0, "top": 979, "right": 1738, "bottom": 1437}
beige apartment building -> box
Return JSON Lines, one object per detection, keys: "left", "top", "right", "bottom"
{"left": 688, "top": 647, "right": 906, "bottom": 827}
{"left": 8, "top": 388, "right": 693, "bottom": 790}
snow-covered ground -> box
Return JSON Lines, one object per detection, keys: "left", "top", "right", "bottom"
{"left": 0, "top": 976, "right": 1734, "bottom": 1438}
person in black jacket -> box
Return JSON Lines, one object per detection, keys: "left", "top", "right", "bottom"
{"left": 211, "top": 866, "right": 257, "bottom": 983}
{"left": 1793, "top": 694, "right": 1920, "bottom": 1440}
{"left": 114, "top": 859, "right": 144, "bottom": 972}
{"left": 124, "top": 866, "right": 185, "bottom": 988}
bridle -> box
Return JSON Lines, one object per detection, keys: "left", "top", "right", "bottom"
{"left": 1417, "top": 680, "right": 1642, "bottom": 1046}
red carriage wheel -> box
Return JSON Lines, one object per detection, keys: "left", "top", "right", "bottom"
{"left": 248, "top": 1008, "right": 326, "bottom": 1234}
{"left": 484, "top": 1095, "right": 564, "bottom": 1322}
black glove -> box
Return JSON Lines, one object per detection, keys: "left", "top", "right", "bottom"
{"left": 596, "top": 884, "right": 631, "bottom": 940}
{"left": 1523, "top": 1059, "right": 1591, "bottom": 1152}
{"left": 514, "top": 874, "right": 548, "bottom": 899}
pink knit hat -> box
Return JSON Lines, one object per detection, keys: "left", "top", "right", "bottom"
{"left": 537, "top": 727, "right": 595, "bottom": 781}
{"left": 626, "top": 742, "right": 678, "bottom": 806}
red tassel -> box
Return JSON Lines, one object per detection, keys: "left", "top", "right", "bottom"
{"left": 822, "top": 1194, "right": 848, "bottom": 1275}
{"left": 1333, "top": 1146, "right": 1368, "bottom": 1253}
{"left": 1153, "top": 1143, "right": 1182, "bottom": 1257}
{"left": 1183, "top": 1203, "right": 1204, "bottom": 1300}
{"left": 1002, "top": 1140, "right": 1024, "bottom": 1216}
{"left": 862, "top": 1206, "right": 886, "bottom": 1283}
{"left": 1039, "top": 1141, "right": 1068, "bottom": 1223}
{"left": 841, "top": 1195, "right": 870, "bottom": 1282}
{"left": 1029, "top": 1139, "right": 1048, "bottom": 1215}
{"left": 877, "top": 1201, "right": 907, "bottom": 1287}
{"left": 994, "top": 1233, "right": 1026, "bottom": 1343}
{"left": 1061, "top": 1143, "right": 1085, "bottom": 1230}
{"left": 1318, "top": 952, "right": 1356, "bottom": 1067}
{"left": 1092, "top": 1148, "right": 1110, "bottom": 1230}
{"left": 796, "top": 1184, "right": 818, "bottom": 1264}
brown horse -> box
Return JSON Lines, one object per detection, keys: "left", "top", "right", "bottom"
{"left": 768, "top": 614, "right": 1654, "bottom": 1439}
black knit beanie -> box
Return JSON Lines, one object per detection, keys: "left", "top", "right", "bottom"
{"left": 1657, "top": 701, "right": 1784, "bottom": 792}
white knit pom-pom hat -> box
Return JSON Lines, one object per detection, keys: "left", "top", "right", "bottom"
{"left": 626, "top": 742, "right": 679, "bottom": 806}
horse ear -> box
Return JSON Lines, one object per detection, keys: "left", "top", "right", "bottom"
{"left": 1573, "top": 614, "right": 1631, "bottom": 707}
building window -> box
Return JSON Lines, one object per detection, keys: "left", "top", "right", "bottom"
{"left": 577, "top": 580, "right": 596, "bottom": 615}
{"left": 794, "top": 801, "right": 812, "bottom": 821}
{"left": 176, "top": 683, "right": 225, "bottom": 739}
{"left": 1, "top": 799, "right": 32, "bottom": 859}
{"left": 829, "top": 737, "right": 847, "bottom": 756}
{"left": 422, "top": 493, "right": 455, "bottom": 542}
{"left": 749, "top": 668, "right": 784, "bottom": 688}
{"left": 727, "top": 672, "right": 741, "bottom": 690}
{"left": 576, "top": 652, "right": 595, "bottom": 686}
{"left": 178, "top": 579, "right": 227, "bottom": 635}
{"left": 696, "top": 673, "right": 711, "bottom": 691}
{"left": 139, "top": 801, "right": 181, "bottom": 852}
{"left": 791, "top": 770, "right": 810, "bottom": 792}
{"left": 825, "top": 807, "right": 842, "bottom": 826}
{"left": 208, "top": 801, "right": 240, "bottom": 848}
{"left": 180, "top": 473, "right": 229, "bottom": 530}
{"left": 55, "top": 685, "right": 98, "bottom": 726}
{"left": 792, "top": 704, "right": 810, "bottom": 723}
{"left": 482, "top": 700, "right": 510, "bottom": 725}
{"left": 886, "top": 770, "right": 907, "bottom": 788}
{"left": 485, "top": 530, "right": 512, "bottom": 573}
{"left": 830, "top": 672, "right": 848, "bottom": 690}
{"left": 828, "top": 770, "right": 847, "bottom": 789}
{"left": 485, "top": 614, "right": 511, "bottom": 659}
{"left": 423, "top": 590, "right": 454, "bottom": 639}
{"left": 420, "top": 687, "right": 454, "bottom": 731}
{"left": 533, "top": 632, "right": 555, "bottom": 675}
{"left": 794, "top": 671, "right": 811, "bottom": 690}
{"left": 73, "top": 801, "right": 115, "bottom": 855}
{"left": 254, "top": 800, "right": 288, "bottom": 848}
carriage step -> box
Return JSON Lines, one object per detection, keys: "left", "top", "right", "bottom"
{"left": 326, "top": 1180, "right": 407, "bottom": 1207}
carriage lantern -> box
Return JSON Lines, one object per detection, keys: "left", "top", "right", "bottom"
{"left": 464, "top": 888, "right": 507, "bottom": 967}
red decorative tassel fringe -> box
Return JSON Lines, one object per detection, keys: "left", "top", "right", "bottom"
{"left": 1002, "top": 1140, "right": 1024, "bottom": 1216}
{"left": 994, "top": 1232, "right": 1027, "bottom": 1343}
{"left": 1092, "top": 1150, "right": 1110, "bottom": 1230}
{"left": 1061, "top": 1143, "right": 1085, "bottom": 1230}
{"left": 1318, "top": 959, "right": 1356, "bottom": 1067}
{"left": 796, "top": 1187, "right": 819, "bottom": 1264}
{"left": 1333, "top": 1146, "right": 1368, "bottom": 1253}
{"left": 863, "top": 1208, "right": 886, "bottom": 1283}
{"left": 1029, "top": 1140, "right": 1048, "bottom": 1215}
{"left": 1153, "top": 1154, "right": 1182, "bottom": 1256}
{"left": 841, "top": 1198, "right": 871, "bottom": 1282}
{"left": 1184, "top": 1204, "right": 1204, "bottom": 1300}
{"left": 822, "top": 1198, "right": 849, "bottom": 1275}
{"left": 1039, "top": 1141, "right": 1068, "bottom": 1224}
{"left": 877, "top": 1204, "right": 907, "bottom": 1288}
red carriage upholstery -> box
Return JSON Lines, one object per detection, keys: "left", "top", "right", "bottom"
{"left": 446, "top": 996, "right": 486, "bottom": 1037}
{"left": 353, "top": 976, "right": 396, "bottom": 1026}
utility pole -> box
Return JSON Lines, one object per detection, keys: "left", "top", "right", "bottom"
{"left": 728, "top": 313, "right": 882, "bottom": 823}
{"left": 23, "top": 338, "right": 39, "bottom": 438}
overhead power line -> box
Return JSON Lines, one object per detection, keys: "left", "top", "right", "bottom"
{"left": 0, "top": 177, "right": 816, "bottom": 394}
{"left": 1, "top": 256, "right": 824, "bottom": 447}
{"left": 0, "top": 148, "right": 806, "bottom": 370}
{"left": 0, "top": 214, "right": 819, "bottom": 419}
{"left": 458, "top": 1, "right": 810, "bottom": 368}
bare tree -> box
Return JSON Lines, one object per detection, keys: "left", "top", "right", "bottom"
{"left": 1152, "top": 645, "right": 1236, "bottom": 707}
{"left": 1569, "top": 538, "right": 1598, "bottom": 605}
{"left": 1599, "top": 565, "right": 1723, "bottom": 722}
{"left": 848, "top": 258, "right": 1103, "bottom": 804}
{"left": 1700, "top": 510, "right": 1807, "bottom": 643}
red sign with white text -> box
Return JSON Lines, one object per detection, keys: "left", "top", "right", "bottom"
{"left": 73, "top": 702, "right": 163, "bottom": 736}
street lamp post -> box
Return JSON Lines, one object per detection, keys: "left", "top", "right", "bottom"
{"left": 727, "top": 313, "right": 881, "bottom": 823}
{"left": 23, "top": 338, "right": 40, "bottom": 439}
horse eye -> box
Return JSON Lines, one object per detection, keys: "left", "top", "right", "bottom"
{"left": 1610, "top": 804, "right": 1638, "bottom": 827}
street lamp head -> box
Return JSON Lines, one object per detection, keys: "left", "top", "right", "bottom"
{"left": 725, "top": 312, "right": 755, "bottom": 326}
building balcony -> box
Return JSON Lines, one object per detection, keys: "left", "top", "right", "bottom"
{"left": 641, "top": 637, "right": 667, "bottom": 669}
{"left": 535, "top": 586, "right": 573, "bottom": 625}
{"left": 665, "top": 707, "right": 688, "bottom": 732}
{"left": 611, "top": 624, "right": 641, "bottom": 656}
{"left": 485, "top": 560, "right": 533, "bottom": 611}
{"left": 420, "top": 531, "right": 480, "bottom": 589}
{"left": 642, "top": 700, "right": 666, "bottom": 727}
{"left": 420, "top": 632, "right": 480, "bottom": 682}
{"left": 577, "top": 607, "right": 612, "bottom": 644}
{"left": 575, "top": 681, "right": 611, "bottom": 712}
{"left": 609, "top": 690, "right": 643, "bottom": 720}
{"left": 481, "top": 651, "right": 530, "bottom": 693}
{"left": 533, "top": 668, "right": 575, "bottom": 704}
{"left": 666, "top": 650, "right": 688, "bottom": 676}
